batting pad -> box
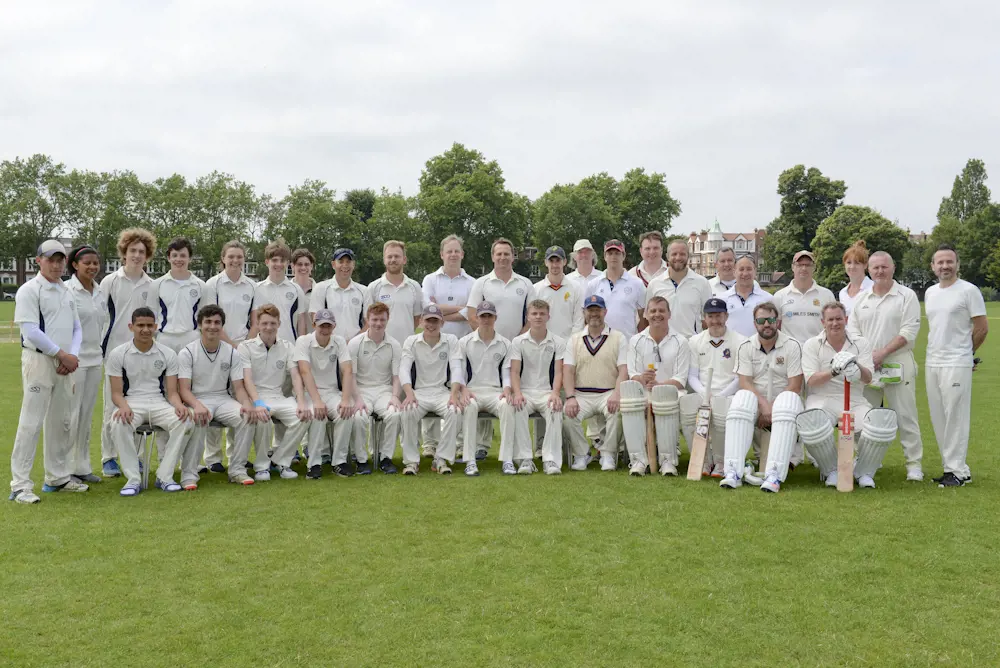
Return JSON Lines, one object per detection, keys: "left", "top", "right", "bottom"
{"left": 679, "top": 392, "right": 701, "bottom": 450}
{"left": 855, "top": 408, "right": 898, "bottom": 478}
{"left": 796, "top": 407, "right": 838, "bottom": 477}
{"left": 724, "top": 390, "right": 757, "bottom": 470}
{"left": 651, "top": 385, "right": 680, "bottom": 466}
{"left": 766, "top": 391, "right": 804, "bottom": 482}
{"left": 619, "top": 380, "right": 649, "bottom": 465}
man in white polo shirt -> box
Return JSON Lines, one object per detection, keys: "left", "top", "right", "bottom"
{"left": 249, "top": 240, "right": 308, "bottom": 344}
{"left": 533, "top": 246, "right": 584, "bottom": 340}
{"left": 586, "top": 239, "right": 646, "bottom": 338}
{"left": 348, "top": 302, "right": 403, "bottom": 475}
{"left": 709, "top": 247, "right": 738, "bottom": 296}
{"left": 150, "top": 237, "right": 205, "bottom": 353}
{"left": 399, "top": 305, "right": 466, "bottom": 475}
{"left": 467, "top": 237, "right": 535, "bottom": 340}
{"left": 646, "top": 240, "right": 713, "bottom": 338}
{"left": 10, "top": 240, "right": 86, "bottom": 504}
{"left": 724, "top": 257, "right": 773, "bottom": 338}
{"left": 628, "top": 231, "right": 668, "bottom": 288}
{"left": 923, "top": 244, "right": 988, "bottom": 488}
{"left": 296, "top": 308, "right": 360, "bottom": 479}
{"left": 367, "top": 240, "right": 424, "bottom": 350}
{"left": 565, "top": 239, "right": 604, "bottom": 292}
{"left": 773, "top": 250, "right": 836, "bottom": 345}
{"left": 310, "top": 248, "right": 370, "bottom": 342}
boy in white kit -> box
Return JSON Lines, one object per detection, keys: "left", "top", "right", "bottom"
{"left": 460, "top": 302, "right": 517, "bottom": 477}
{"left": 399, "top": 305, "right": 466, "bottom": 475}
{"left": 107, "top": 307, "right": 194, "bottom": 496}
{"left": 296, "top": 308, "right": 361, "bottom": 479}
{"left": 923, "top": 245, "right": 988, "bottom": 488}
{"left": 348, "top": 302, "right": 403, "bottom": 475}
{"left": 532, "top": 246, "right": 584, "bottom": 342}
{"left": 586, "top": 239, "right": 646, "bottom": 338}
{"left": 510, "top": 300, "right": 566, "bottom": 475}
{"left": 249, "top": 240, "right": 308, "bottom": 344}
{"left": 10, "top": 240, "right": 87, "bottom": 504}
{"left": 239, "top": 304, "right": 311, "bottom": 480}
{"left": 177, "top": 305, "right": 258, "bottom": 486}
{"left": 367, "top": 240, "right": 424, "bottom": 350}
{"left": 150, "top": 237, "right": 205, "bottom": 352}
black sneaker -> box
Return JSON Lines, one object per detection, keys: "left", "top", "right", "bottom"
{"left": 306, "top": 465, "right": 322, "bottom": 480}
{"left": 209, "top": 463, "right": 226, "bottom": 474}
{"left": 198, "top": 466, "right": 209, "bottom": 474}
{"left": 379, "top": 458, "right": 398, "bottom": 475}
{"left": 356, "top": 460, "right": 373, "bottom": 475}
{"left": 292, "top": 451, "right": 302, "bottom": 464}
{"left": 937, "top": 472, "right": 965, "bottom": 488}
{"left": 333, "top": 463, "right": 355, "bottom": 478}
{"left": 475, "top": 449, "right": 488, "bottom": 461}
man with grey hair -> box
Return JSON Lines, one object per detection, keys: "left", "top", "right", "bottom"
{"left": 709, "top": 246, "right": 738, "bottom": 296}
{"left": 565, "top": 239, "right": 604, "bottom": 292}
{"left": 846, "top": 251, "right": 923, "bottom": 480}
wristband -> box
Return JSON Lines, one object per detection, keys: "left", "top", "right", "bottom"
{"left": 253, "top": 399, "right": 268, "bottom": 409}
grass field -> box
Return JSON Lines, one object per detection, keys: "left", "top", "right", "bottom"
{"left": 2, "top": 303, "right": 1000, "bottom": 667}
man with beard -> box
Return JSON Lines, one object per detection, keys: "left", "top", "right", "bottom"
{"left": 646, "top": 240, "right": 713, "bottom": 338}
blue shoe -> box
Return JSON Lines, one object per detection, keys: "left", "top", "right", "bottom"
{"left": 475, "top": 449, "right": 488, "bottom": 461}
{"left": 102, "top": 459, "right": 122, "bottom": 477}
{"left": 154, "top": 480, "right": 182, "bottom": 493}
{"left": 292, "top": 451, "right": 303, "bottom": 464}
{"left": 269, "top": 462, "right": 280, "bottom": 473}
{"left": 42, "top": 480, "right": 89, "bottom": 493}
{"left": 120, "top": 483, "right": 141, "bottom": 497}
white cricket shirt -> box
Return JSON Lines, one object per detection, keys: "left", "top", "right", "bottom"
{"left": 422, "top": 267, "right": 476, "bottom": 338}
{"left": 845, "top": 281, "right": 921, "bottom": 362}
{"left": 565, "top": 268, "right": 604, "bottom": 293}
{"left": 400, "top": 332, "right": 462, "bottom": 390}
{"left": 625, "top": 329, "right": 691, "bottom": 386}
{"left": 511, "top": 330, "right": 566, "bottom": 392}
{"left": 15, "top": 274, "right": 79, "bottom": 355}
{"left": 628, "top": 260, "right": 668, "bottom": 288}
{"left": 293, "top": 332, "right": 351, "bottom": 392}
{"left": 586, "top": 272, "right": 646, "bottom": 338}
{"left": 178, "top": 340, "right": 243, "bottom": 397}
{"left": 533, "top": 276, "right": 584, "bottom": 340}
{"left": 253, "top": 277, "right": 308, "bottom": 343}
{"left": 310, "top": 278, "right": 370, "bottom": 342}
{"left": 645, "top": 270, "right": 714, "bottom": 338}
{"left": 801, "top": 332, "right": 874, "bottom": 402}
{"left": 924, "top": 279, "right": 987, "bottom": 368}
{"left": 733, "top": 331, "right": 804, "bottom": 398}
{"left": 467, "top": 270, "right": 535, "bottom": 341}
{"left": 151, "top": 273, "right": 205, "bottom": 335}
{"left": 687, "top": 328, "right": 747, "bottom": 396}
{"left": 238, "top": 336, "right": 296, "bottom": 397}
{"left": 367, "top": 273, "right": 423, "bottom": 348}
{"left": 348, "top": 332, "right": 401, "bottom": 388}
{"left": 99, "top": 268, "right": 154, "bottom": 358}
{"left": 204, "top": 272, "right": 255, "bottom": 342}
{"left": 106, "top": 340, "right": 179, "bottom": 400}
{"left": 709, "top": 274, "right": 737, "bottom": 297}
{"left": 839, "top": 276, "right": 874, "bottom": 317}
{"left": 460, "top": 330, "right": 512, "bottom": 389}
{"left": 723, "top": 284, "right": 775, "bottom": 339}
{"left": 66, "top": 275, "right": 107, "bottom": 368}
{"left": 773, "top": 281, "right": 836, "bottom": 343}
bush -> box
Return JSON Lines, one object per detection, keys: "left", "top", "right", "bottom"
{"left": 981, "top": 286, "right": 998, "bottom": 302}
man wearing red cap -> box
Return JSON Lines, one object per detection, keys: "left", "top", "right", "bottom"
{"left": 585, "top": 239, "right": 646, "bottom": 339}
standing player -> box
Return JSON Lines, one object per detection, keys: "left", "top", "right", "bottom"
{"left": 98, "top": 228, "right": 157, "bottom": 477}
{"left": 533, "top": 246, "right": 584, "bottom": 340}
{"left": 467, "top": 238, "right": 535, "bottom": 341}
{"left": 367, "top": 240, "right": 424, "bottom": 352}
{"left": 399, "top": 305, "right": 466, "bottom": 475}
{"left": 562, "top": 295, "right": 628, "bottom": 472}
{"left": 106, "top": 307, "right": 193, "bottom": 496}
{"left": 565, "top": 239, "right": 604, "bottom": 292}
{"left": 249, "top": 240, "right": 308, "bottom": 344}
{"left": 177, "top": 305, "right": 257, "bottom": 486}
{"left": 720, "top": 302, "right": 804, "bottom": 492}
{"left": 682, "top": 298, "right": 746, "bottom": 477}
{"left": 619, "top": 296, "right": 690, "bottom": 476}
{"left": 239, "top": 304, "right": 311, "bottom": 480}
{"left": 709, "top": 246, "right": 738, "bottom": 297}
{"left": 923, "top": 245, "right": 988, "bottom": 487}
{"left": 839, "top": 241, "right": 874, "bottom": 318}
{"left": 723, "top": 257, "right": 772, "bottom": 338}
{"left": 799, "top": 303, "right": 897, "bottom": 489}
{"left": 66, "top": 245, "right": 107, "bottom": 485}
{"left": 510, "top": 300, "right": 566, "bottom": 475}
{"left": 627, "top": 231, "right": 668, "bottom": 287}
{"left": 10, "top": 240, "right": 86, "bottom": 504}
{"left": 646, "top": 240, "right": 713, "bottom": 338}
{"left": 846, "top": 251, "right": 923, "bottom": 481}
{"left": 291, "top": 248, "right": 316, "bottom": 334}
{"left": 586, "top": 240, "right": 646, "bottom": 338}
{"left": 150, "top": 237, "right": 205, "bottom": 353}
{"left": 348, "top": 303, "right": 404, "bottom": 474}
{"left": 311, "top": 248, "right": 370, "bottom": 342}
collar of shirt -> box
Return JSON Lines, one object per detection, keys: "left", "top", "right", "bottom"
{"left": 218, "top": 272, "right": 252, "bottom": 286}
{"left": 308, "top": 333, "right": 337, "bottom": 351}
{"left": 596, "top": 272, "right": 637, "bottom": 290}
{"left": 263, "top": 276, "right": 293, "bottom": 289}
{"left": 115, "top": 267, "right": 152, "bottom": 285}
{"left": 127, "top": 340, "right": 163, "bottom": 356}
{"left": 416, "top": 333, "right": 449, "bottom": 351}
{"left": 870, "top": 281, "right": 901, "bottom": 298}
{"left": 67, "top": 274, "right": 95, "bottom": 293}
{"left": 788, "top": 280, "right": 820, "bottom": 296}
{"left": 540, "top": 276, "right": 568, "bottom": 289}
{"left": 433, "top": 267, "right": 472, "bottom": 280}
{"left": 522, "top": 329, "right": 555, "bottom": 346}
{"left": 817, "top": 331, "right": 856, "bottom": 350}
{"left": 634, "top": 260, "right": 668, "bottom": 281}
{"left": 486, "top": 270, "right": 523, "bottom": 286}
{"left": 584, "top": 326, "right": 612, "bottom": 343}
{"left": 33, "top": 273, "right": 66, "bottom": 292}
{"left": 470, "top": 330, "right": 504, "bottom": 347}
{"left": 755, "top": 331, "right": 791, "bottom": 353}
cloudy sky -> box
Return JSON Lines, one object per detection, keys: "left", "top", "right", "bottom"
{"left": 2, "top": 0, "right": 997, "bottom": 234}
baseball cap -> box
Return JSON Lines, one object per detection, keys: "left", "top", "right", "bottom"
{"left": 37, "top": 239, "right": 66, "bottom": 257}
{"left": 333, "top": 248, "right": 355, "bottom": 260}
{"left": 545, "top": 246, "right": 566, "bottom": 260}
{"left": 314, "top": 308, "right": 336, "bottom": 325}
{"left": 703, "top": 297, "right": 728, "bottom": 314}
{"left": 584, "top": 294, "right": 606, "bottom": 309}
{"left": 422, "top": 304, "right": 444, "bottom": 320}
{"left": 604, "top": 239, "right": 625, "bottom": 253}
{"left": 476, "top": 301, "right": 498, "bottom": 316}
{"left": 573, "top": 239, "right": 595, "bottom": 253}
{"left": 792, "top": 250, "right": 815, "bottom": 263}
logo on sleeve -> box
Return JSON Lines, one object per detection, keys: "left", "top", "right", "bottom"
{"left": 28, "top": 386, "right": 40, "bottom": 393}
{"left": 142, "top": 291, "right": 149, "bottom": 301}
{"left": 624, "top": 286, "right": 632, "bottom": 294}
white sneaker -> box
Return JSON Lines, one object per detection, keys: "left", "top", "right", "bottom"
{"left": 719, "top": 472, "right": 742, "bottom": 489}
{"left": 502, "top": 461, "right": 516, "bottom": 475}
{"left": 517, "top": 460, "right": 536, "bottom": 475}
{"left": 279, "top": 466, "right": 298, "bottom": 480}
{"left": 421, "top": 445, "right": 435, "bottom": 458}
{"left": 254, "top": 471, "right": 271, "bottom": 482}
{"left": 857, "top": 474, "right": 876, "bottom": 489}
{"left": 760, "top": 473, "right": 781, "bottom": 493}
{"left": 659, "top": 461, "right": 678, "bottom": 476}
{"left": 10, "top": 490, "right": 40, "bottom": 504}
{"left": 55, "top": 480, "right": 90, "bottom": 492}
{"left": 543, "top": 461, "right": 561, "bottom": 475}
{"left": 465, "top": 462, "right": 479, "bottom": 476}
{"left": 600, "top": 454, "right": 616, "bottom": 471}
{"left": 571, "top": 455, "right": 591, "bottom": 471}
{"left": 534, "top": 447, "right": 542, "bottom": 458}
{"left": 906, "top": 465, "right": 924, "bottom": 482}
{"left": 434, "top": 458, "right": 452, "bottom": 475}
{"left": 629, "top": 460, "right": 646, "bottom": 476}
{"left": 403, "top": 463, "right": 419, "bottom": 475}
{"left": 824, "top": 471, "right": 838, "bottom": 487}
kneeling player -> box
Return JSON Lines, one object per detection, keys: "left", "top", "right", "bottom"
{"left": 798, "top": 303, "right": 897, "bottom": 489}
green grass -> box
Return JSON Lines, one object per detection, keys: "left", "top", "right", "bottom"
{"left": 2, "top": 306, "right": 1000, "bottom": 667}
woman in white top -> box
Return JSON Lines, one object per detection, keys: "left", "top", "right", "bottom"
{"left": 839, "top": 240, "right": 874, "bottom": 318}
{"left": 66, "top": 245, "right": 108, "bottom": 483}
{"left": 292, "top": 248, "right": 317, "bottom": 335}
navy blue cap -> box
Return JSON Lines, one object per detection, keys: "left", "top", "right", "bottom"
{"left": 584, "top": 294, "right": 607, "bottom": 309}
{"left": 333, "top": 248, "right": 355, "bottom": 260}
{"left": 704, "top": 297, "right": 728, "bottom": 314}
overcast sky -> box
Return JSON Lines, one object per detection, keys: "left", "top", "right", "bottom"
{"left": 2, "top": 1, "right": 998, "bottom": 234}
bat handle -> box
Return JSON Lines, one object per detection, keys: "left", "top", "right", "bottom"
{"left": 843, "top": 377, "right": 850, "bottom": 412}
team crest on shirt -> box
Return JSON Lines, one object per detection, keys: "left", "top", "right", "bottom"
{"left": 329, "top": 353, "right": 338, "bottom": 363}
{"left": 285, "top": 291, "right": 295, "bottom": 301}
{"left": 154, "top": 360, "right": 164, "bottom": 369}
{"left": 380, "top": 295, "right": 391, "bottom": 302}
{"left": 243, "top": 294, "right": 251, "bottom": 302}
{"left": 776, "top": 356, "right": 785, "bottom": 365}
{"left": 624, "top": 286, "right": 632, "bottom": 294}
{"left": 447, "top": 296, "right": 454, "bottom": 301}
{"left": 563, "top": 292, "right": 570, "bottom": 301}
{"left": 516, "top": 288, "right": 525, "bottom": 295}
{"left": 276, "top": 360, "right": 285, "bottom": 369}
{"left": 494, "top": 353, "right": 502, "bottom": 361}
{"left": 722, "top": 348, "right": 731, "bottom": 359}
{"left": 544, "top": 345, "right": 554, "bottom": 354}
{"left": 142, "top": 291, "right": 148, "bottom": 301}
{"left": 813, "top": 299, "right": 820, "bottom": 306}
{"left": 221, "top": 362, "right": 231, "bottom": 372}
{"left": 438, "top": 351, "right": 448, "bottom": 360}
{"left": 189, "top": 288, "right": 199, "bottom": 298}
{"left": 352, "top": 297, "right": 360, "bottom": 305}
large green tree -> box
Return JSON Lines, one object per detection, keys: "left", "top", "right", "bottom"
{"left": 928, "top": 159, "right": 997, "bottom": 286}
{"left": 264, "top": 180, "right": 355, "bottom": 281}
{"left": 810, "top": 205, "right": 910, "bottom": 290}
{"left": 0, "top": 155, "right": 69, "bottom": 275}
{"left": 938, "top": 159, "right": 990, "bottom": 223}
{"left": 761, "top": 165, "right": 847, "bottom": 272}
{"left": 532, "top": 183, "right": 617, "bottom": 257}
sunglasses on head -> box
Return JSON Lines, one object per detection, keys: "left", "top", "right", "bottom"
{"left": 755, "top": 317, "right": 777, "bottom": 325}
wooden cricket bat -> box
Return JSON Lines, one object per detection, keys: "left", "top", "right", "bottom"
{"left": 837, "top": 378, "right": 854, "bottom": 492}
{"left": 758, "top": 366, "right": 772, "bottom": 474}
{"left": 686, "top": 367, "right": 714, "bottom": 481}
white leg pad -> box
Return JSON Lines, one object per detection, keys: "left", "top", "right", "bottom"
{"left": 723, "top": 390, "right": 757, "bottom": 474}
{"left": 795, "top": 407, "right": 837, "bottom": 477}
{"left": 855, "top": 408, "right": 897, "bottom": 478}
{"left": 619, "top": 380, "right": 649, "bottom": 465}
{"left": 678, "top": 392, "right": 701, "bottom": 452}
{"left": 651, "top": 385, "right": 680, "bottom": 466}
{"left": 709, "top": 395, "right": 730, "bottom": 468}
{"left": 766, "top": 391, "right": 804, "bottom": 482}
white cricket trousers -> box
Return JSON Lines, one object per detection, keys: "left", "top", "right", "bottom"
{"left": 194, "top": 394, "right": 254, "bottom": 479}
{"left": 100, "top": 373, "right": 117, "bottom": 462}
{"left": 401, "top": 388, "right": 460, "bottom": 465}
{"left": 68, "top": 364, "right": 103, "bottom": 477}
{"left": 564, "top": 391, "right": 622, "bottom": 457}
{"left": 515, "top": 390, "right": 563, "bottom": 466}
{"left": 306, "top": 390, "right": 357, "bottom": 468}
{"left": 355, "top": 386, "right": 402, "bottom": 462}
{"left": 863, "top": 354, "right": 922, "bottom": 466}
{"left": 252, "top": 394, "right": 309, "bottom": 472}
{"left": 804, "top": 395, "right": 873, "bottom": 427}
{"left": 203, "top": 337, "right": 244, "bottom": 467}
{"left": 925, "top": 366, "right": 973, "bottom": 478}
{"left": 10, "top": 350, "right": 76, "bottom": 493}
{"left": 109, "top": 399, "right": 193, "bottom": 487}
{"left": 464, "top": 387, "right": 517, "bottom": 462}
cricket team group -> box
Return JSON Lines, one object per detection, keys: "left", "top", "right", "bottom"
{"left": 8, "top": 227, "right": 988, "bottom": 503}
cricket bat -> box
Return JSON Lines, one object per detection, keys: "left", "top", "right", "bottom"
{"left": 645, "top": 363, "right": 657, "bottom": 473}
{"left": 758, "top": 366, "right": 772, "bottom": 475}
{"left": 686, "top": 367, "right": 714, "bottom": 481}
{"left": 837, "top": 378, "right": 854, "bottom": 492}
